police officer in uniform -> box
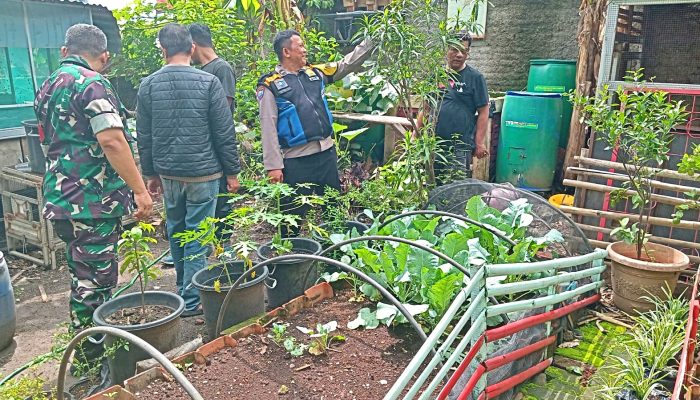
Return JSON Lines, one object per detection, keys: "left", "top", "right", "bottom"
{"left": 257, "top": 30, "right": 373, "bottom": 227}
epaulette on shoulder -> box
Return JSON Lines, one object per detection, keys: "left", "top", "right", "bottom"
{"left": 258, "top": 72, "right": 282, "bottom": 88}
{"left": 311, "top": 63, "right": 338, "bottom": 77}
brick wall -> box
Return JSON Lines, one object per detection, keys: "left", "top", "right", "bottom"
{"left": 469, "top": 0, "right": 581, "bottom": 92}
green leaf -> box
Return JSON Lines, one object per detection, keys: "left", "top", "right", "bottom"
{"left": 348, "top": 307, "right": 380, "bottom": 330}
{"left": 428, "top": 274, "right": 462, "bottom": 316}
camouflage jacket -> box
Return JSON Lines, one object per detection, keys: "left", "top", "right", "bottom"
{"left": 34, "top": 55, "right": 133, "bottom": 220}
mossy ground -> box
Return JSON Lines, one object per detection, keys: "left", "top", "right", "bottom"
{"left": 518, "top": 321, "right": 629, "bottom": 400}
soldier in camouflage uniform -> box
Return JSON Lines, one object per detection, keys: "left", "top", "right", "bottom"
{"left": 34, "top": 24, "right": 153, "bottom": 356}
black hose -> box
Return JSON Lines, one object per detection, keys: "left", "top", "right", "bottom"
{"left": 376, "top": 210, "right": 516, "bottom": 246}
{"left": 215, "top": 254, "right": 429, "bottom": 342}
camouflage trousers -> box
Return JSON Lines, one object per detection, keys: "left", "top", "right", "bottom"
{"left": 53, "top": 218, "right": 121, "bottom": 332}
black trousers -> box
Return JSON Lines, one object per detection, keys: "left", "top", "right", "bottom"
{"left": 434, "top": 139, "right": 473, "bottom": 185}
{"left": 281, "top": 147, "right": 341, "bottom": 236}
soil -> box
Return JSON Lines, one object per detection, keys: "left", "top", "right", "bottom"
{"left": 135, "top": 291, "right": 421, "bottom": 399}
{"left": 104, "top": 305, "right": 175, "bottom": 326}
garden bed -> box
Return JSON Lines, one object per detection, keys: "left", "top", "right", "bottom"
{"left": 93, "top": 283, "right": 421, "bottom": 400}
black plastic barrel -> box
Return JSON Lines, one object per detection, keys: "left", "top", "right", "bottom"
{"left": 0, "top": 251, "right": 16, "bottom": 351}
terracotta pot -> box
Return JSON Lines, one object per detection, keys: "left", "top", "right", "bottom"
{"left": 607, "top": 241, "right": 689, "bottom": 314}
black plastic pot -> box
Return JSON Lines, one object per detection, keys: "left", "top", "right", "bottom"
{"left": 192, "top": 261, "right": 268, "bottom": 341}
{"left": 93, "top": 291, "right": 184, "bottom": 385}
{"left": 311, "top": 220, "right": 369, "bottom": 246}
{"left": 257, "top": 238, "right": 322, "bottom": 309}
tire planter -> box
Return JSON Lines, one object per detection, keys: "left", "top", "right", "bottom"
{"left": 0, "top": 252, "right": 16, "bottom": 351}
{"left": 93, "top": 291, "right": 184, "bottom": 385}
{"left": 311, "top": 220, "right": 369, "bottom": 246}
{"left": 191, "top": 261, "right": 269, "bottom": 341}
{"left": 256, "top": 238, "right": 322, "bottom": 309}
{"left": 608, "top": 241, "right": 690, "bottom": 314}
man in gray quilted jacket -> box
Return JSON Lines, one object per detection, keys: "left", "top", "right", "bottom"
{"left": 136, "top": 23, "right": 240, "bottom": 316}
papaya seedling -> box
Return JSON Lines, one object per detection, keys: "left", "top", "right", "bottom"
{"left": 118, "top": 222, "right": 159, "bottom": 317}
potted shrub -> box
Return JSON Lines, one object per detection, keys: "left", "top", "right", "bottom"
{"left": 93, "top": 223, "right": 184, "bottom": 385}
{"left": 249, "top": 181, "right": 323, "bottom": 309}
{"left": 573, "top": 69, "right": 689, "bottom": 313}
{"left": 184, "top": 212, "right": 269, "bottom": 342}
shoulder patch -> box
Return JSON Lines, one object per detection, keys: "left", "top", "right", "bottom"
{"left": 256, "top": 88, "right": 265, "bottom": 102}
{"left": 263, "top": 73, "right": 282, "bottom": 86}
{"left": 311, "top": 63, "right": 338, "bottom": 77}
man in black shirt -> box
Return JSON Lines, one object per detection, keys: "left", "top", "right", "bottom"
{"left": 417, "top": 32, "right": 489, "bottom": 182}
{"left": 189, "top": 23, "right": 237, "bottom": 244}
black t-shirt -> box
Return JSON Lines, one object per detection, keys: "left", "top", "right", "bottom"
{"left": 202, "top": 57, "right": 236, "bottom": 114}
{"left": 435, "top": 65, "right": 489, "bottom": 147}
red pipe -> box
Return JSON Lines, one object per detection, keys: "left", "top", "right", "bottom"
{"left": 456, "top": 364, "right": 486, "bottom": 400}
{"left": 484, "top": 335, "right": 557, "bottom": 371}
{"left": 485, "top": 358, "right": 553, "bottom": 398}
{"left": 437, "top": 335, "right": 485, "bottom": 400}
{"left": 477, "top": 393, "right": 486, "bottom": 400}
{"left": 486, "top": 294, "right": 600, "bottom": 342}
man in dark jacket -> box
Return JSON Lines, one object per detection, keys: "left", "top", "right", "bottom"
{"left": 137, "top": 23, "right": 240, "bottom": 316}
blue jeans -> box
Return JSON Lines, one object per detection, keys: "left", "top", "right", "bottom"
{"left": 162, "top": 177, "right": 219, "bottom": 311}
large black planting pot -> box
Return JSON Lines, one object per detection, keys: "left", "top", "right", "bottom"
{"left": 257, "top": 238, "right": 322, "bottom": 309}
{"left": 311, "top": 220, "right": 369, "bottom": 247}
{"left": 93, "top": 291, "right": 184, "bottom": 385}
{"left": 191, "top": 261, "right": 269, "bottom": 341}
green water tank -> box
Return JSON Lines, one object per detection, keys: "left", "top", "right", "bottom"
{"left": 527, "top": 59, "right": 576, "bottom": 148}
{"left": 495, "top": 92, "right": 563, "bottom": 191}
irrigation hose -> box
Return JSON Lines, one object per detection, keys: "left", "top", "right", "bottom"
{"left": 56, "top": 327, "right": 202, "bottom": 400}
{"left": 215, "top": 254, "right": 429, "bottom": 342}
{"left": 0, "top": 249, "right": 170, "bottom": 388}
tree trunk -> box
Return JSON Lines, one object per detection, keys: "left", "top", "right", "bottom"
{"left": 564, "top": 0, "right": 608, "bottom": 179}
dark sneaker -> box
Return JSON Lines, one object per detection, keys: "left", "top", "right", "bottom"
{"left": 161, "top": 254, "right": 174, "bottom": 267}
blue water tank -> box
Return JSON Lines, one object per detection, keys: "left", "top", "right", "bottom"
{"left": 0, "top": 252, "right": 16, "bottom": 350}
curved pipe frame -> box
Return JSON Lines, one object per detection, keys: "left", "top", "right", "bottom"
{"left": 376, "top": 210, "right": 516, "bottom": 246}
{"left": 57, "top": 327, "right": 203, "bottom": 400}
{"left": 215, "top": 254, "right": 428, "bottom": 342}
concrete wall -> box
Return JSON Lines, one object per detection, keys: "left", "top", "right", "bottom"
{"left": 642, "top": 4, "right": 700, "bottom": 85}
{"left": 469, "top": 0, "right": 581, "bottom": 92}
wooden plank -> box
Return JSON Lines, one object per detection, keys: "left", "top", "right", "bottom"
{"left": 563, "top": 179, "right": 692, "bottom": 207}
{"left": 588, "top": 238, "right": 700, "bottom": 264}
{"left": 575, "top": 156, "right": 700, "bottom": 183}
{"left": 332, "top": 112, "right": 412, "bottom": 127}
{"left": 567, "top": 167, "right": 700, "bottom": 194}
{"left": 560, "top": 205, "right": 700, "bottom": 230}
{"left": 577, "top": 223, "right": 700, "bottom": 251}
{"left": 472, "top": 118, "right": 492, "bottom": 181}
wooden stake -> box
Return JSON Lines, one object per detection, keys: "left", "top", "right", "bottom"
{"left": 38, "top": 284, "right": 48, "bottom": 303}
{"left": 591, "top": 311, "right": 633, "bottom": 330}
